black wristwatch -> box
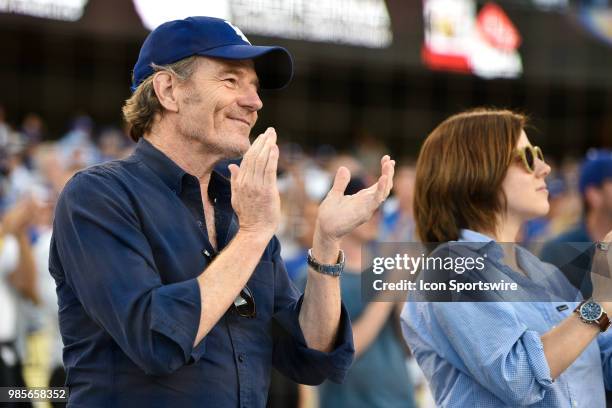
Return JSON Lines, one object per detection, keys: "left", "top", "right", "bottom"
{"left": 307, "top": 248, "right": 345, "bottom": 277}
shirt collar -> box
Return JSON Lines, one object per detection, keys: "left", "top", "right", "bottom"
{"left": 134, "top": 138, "right": 187, "bottom": 194}
{"left": 458, "top": 229, "right": 495, "bottom": 243}
{"left": 133, "top": 138, "right": 233, "bottom": 202}
{"left": 457, "top": 228, "right": 503, "bottom": 260}
{"left": 209, "top": 166, "right": 232, "bottom": 206}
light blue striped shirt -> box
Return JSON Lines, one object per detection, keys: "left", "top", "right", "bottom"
{"left": 401, "top": 229, "right": 612, "bottom": 407}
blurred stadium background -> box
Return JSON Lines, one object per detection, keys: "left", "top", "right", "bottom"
{"left": 2, "top": 0, "right": 612, "bottom": 155}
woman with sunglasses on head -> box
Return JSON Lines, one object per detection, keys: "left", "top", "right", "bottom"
{"left": 401, "top": 108, "right": 612, "bottom": 407}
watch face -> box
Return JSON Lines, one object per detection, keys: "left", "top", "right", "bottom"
{"left": 581, "top": 301, "right": 603, "bottom": 322}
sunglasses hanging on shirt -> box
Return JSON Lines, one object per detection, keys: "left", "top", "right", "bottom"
{"left": 233, "top": 286, "right": 256, "bottom": 318}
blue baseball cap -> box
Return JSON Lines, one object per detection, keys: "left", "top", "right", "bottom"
{"left": 579, "top": 149, "right": 612, "bottom": 194}
{"left": 131, "top": 16, "right": 293, "bottom": 92}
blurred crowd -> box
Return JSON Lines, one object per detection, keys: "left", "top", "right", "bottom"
{"left": 0, "top": 103, "right": 603, "bottom": 408}
{"left": 0, "top": 106, "right": 133, "bottom": 407}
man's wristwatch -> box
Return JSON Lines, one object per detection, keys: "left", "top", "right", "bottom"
{"left": 574, "top": 299, "right": 611, "bottom": 332}
{"left": 307, "top": 248, "right": 345, "bottom": 277}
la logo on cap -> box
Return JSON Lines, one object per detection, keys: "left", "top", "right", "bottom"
{"left": 225, "top": 20, "right": 251, "bottom": 44}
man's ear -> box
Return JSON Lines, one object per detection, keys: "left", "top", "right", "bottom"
{"left": 152, "top": 71, "right": 180, "bottom": 113}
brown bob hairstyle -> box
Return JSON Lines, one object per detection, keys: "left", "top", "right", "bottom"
{"left": 414, "top": 108, "right": 527, "bottom": 242}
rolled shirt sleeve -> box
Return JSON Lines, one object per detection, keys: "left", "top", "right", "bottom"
{"left": 52, "top": 171, "right": 205, "bottom": 376}
{"left": 418, "top": 302, "right": 553, "bottom": 406}
{"left": 267, "top": 237, "right": 355, "bottom": 385}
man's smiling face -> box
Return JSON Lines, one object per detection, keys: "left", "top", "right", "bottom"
{"left": 175, "top": 56, "right": 263, "bottom": 158}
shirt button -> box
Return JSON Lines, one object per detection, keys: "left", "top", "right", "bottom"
{"left": 202, "top": 249, "right": 210, "bottom": 257}
{"left": 238, "top": 353, "right": 245, "bottom": 363}
{"left": 197, "top": 220, "right": 203, "bottom": 228}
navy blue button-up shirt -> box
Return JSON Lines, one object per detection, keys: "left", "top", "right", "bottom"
{"left": 49, "top": 138, "right": 354, "bottom": 408}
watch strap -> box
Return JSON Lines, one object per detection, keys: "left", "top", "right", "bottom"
{"left": 307, "top": 248, "right": 345, "bottom": 277}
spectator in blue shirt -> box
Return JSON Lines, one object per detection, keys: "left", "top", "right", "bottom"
{"left": 540, "top": 150, "right": 612, "bottom": 293}
{"left": 401, "top": 108, "right": 612, "bottom": 407}
{"left": 49, "top": 17, "right": 397, "bottom": 407}
{"left": 317, "top": 177, "right": 416, "bottom": 408}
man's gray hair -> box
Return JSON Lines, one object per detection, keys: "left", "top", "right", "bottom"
{"left": 122, "top": 56, "right": 199, "bottom": 142}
